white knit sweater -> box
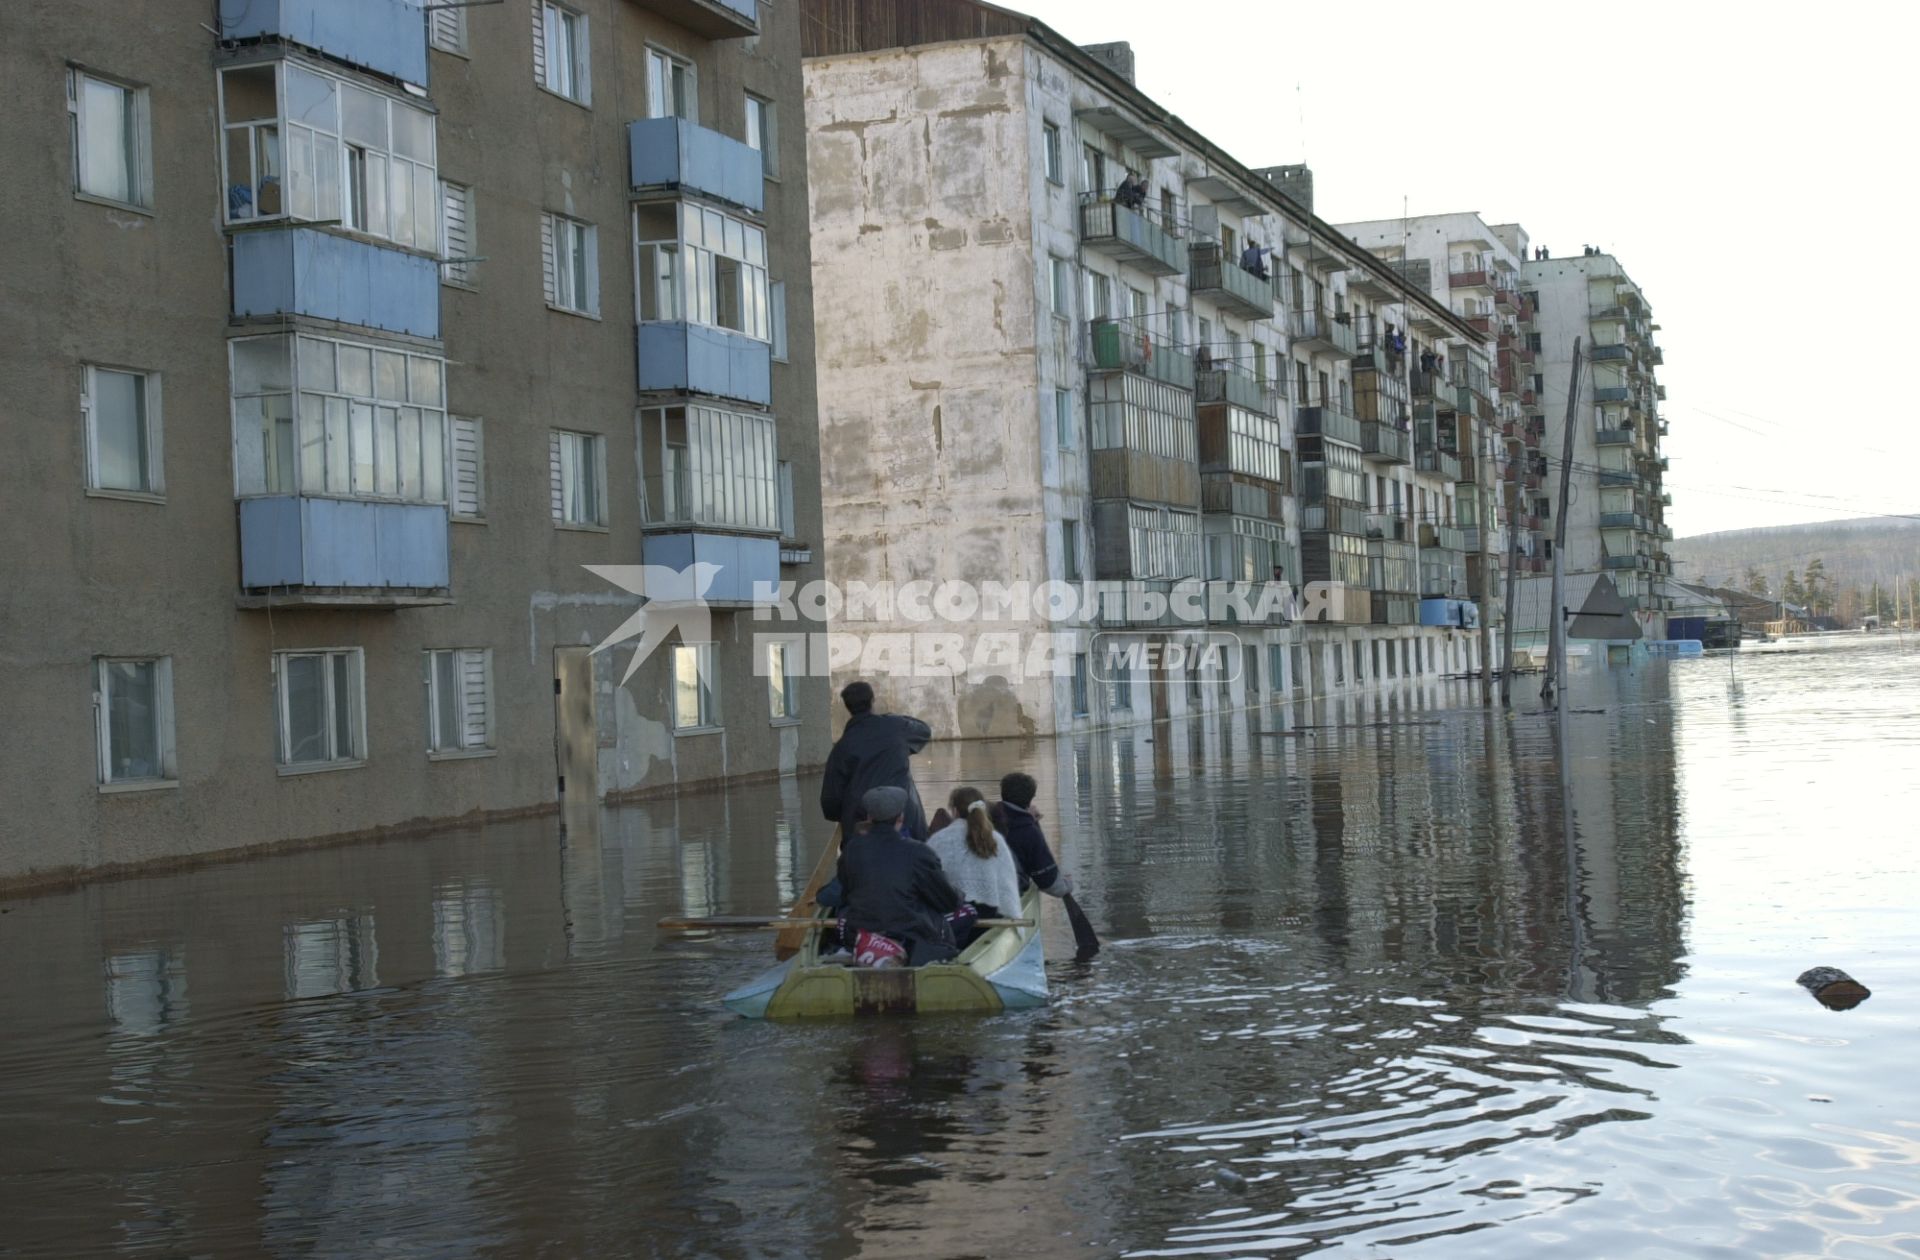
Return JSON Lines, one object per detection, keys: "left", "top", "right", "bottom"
{"left": 927, "top": 819, "right": 1024, "bottom": 917}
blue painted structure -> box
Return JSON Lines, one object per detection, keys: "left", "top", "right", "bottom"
{"left": 240, "top": 496, "right": 450, "bottom": 592}
{"left": 642, "top": 531, "right": 779, "bottom": 605}
{"left": 231, "top": 228, "right": 440, "bottom": 339}
{"left": 1418, "top": 598, "right": 1479, "bottom": 629}
{"left": 628, "top": 118, "right": 765, "bottom": 214}
{"left": 637, "top": 322, "right": 771, "bottom": 407}
{"left": 218, "top": 0, "right": 428, "bottom": 86}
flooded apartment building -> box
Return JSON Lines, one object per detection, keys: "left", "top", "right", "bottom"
{"left": 800, "top": 0, "right": 1493, "bottom": 739}
{"left": 0, "top": 0, "right": 828, "bottom": 886}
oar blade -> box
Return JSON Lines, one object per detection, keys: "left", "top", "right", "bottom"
{"left": 1061, "top": 893, "right": 1100, "bottom": 959}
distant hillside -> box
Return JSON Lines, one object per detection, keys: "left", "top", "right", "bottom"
{"left": 1670, "top": 516, "right": 1920, "bottom": 600}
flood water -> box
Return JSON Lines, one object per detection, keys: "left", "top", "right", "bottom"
{"left": 4, "top": 636, "right": 1919, "bottom": 1258}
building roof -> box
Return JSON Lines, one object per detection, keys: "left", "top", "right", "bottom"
{"left": 801, "top": 0, "right": 1484, "bottom": 346}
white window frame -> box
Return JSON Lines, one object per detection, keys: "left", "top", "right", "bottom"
{"left": 767, "top": 640, "right": 799, "bottom": 723}
{"left": 777, "top": 460, "right": 797, "bottom": 540}
{"left": 1062, "top": 518, "right": 1082, "bottom": 582}
{"left": 672, "top": 641, "right": 718, "bottom": 733}
{"left": 273, "top": 648, "right": 366, "bottom": 774}
{"left": 745, "top": 91, "right": 778, "bottom": 178}
{"left": 449, "top": 415, "right": 485, "bottom": 522}
{"left": 633, "top": 202, "right": 769, "bottom": 340}
{"left": 536, "top": 2, "right": 592, "bottom": 105}
{"left": 95, "top": 657, "right": 177, "bottom": 791}
{"left": 1049, "top": 256, "right": 1071, "bottom": 317}
{"left": 645, "top": 45, "right": 695, "bottom": 121}
{"left": 424, "top": 647, "right": 496, "bottom": 757}
{"left": 440, "top": 179, "right": 476, "bottom": 287}
{"left": 1042, "top": 122, "right": 1063, "bottom": 186}
{"left": 543, "top": 212, "right": 599, "bottom": 316}
{"left": 770, "top": 280, "right": 789, "bottom": 361}
{"left": 551, "top": 428, "right": 607, "bottom": 528}
{"left": 82, "top": 364, "right": 164, "bottom": 500}
{"left": 69, "top": 66, "right": 152, "bottom": 210}
{"left": 429, "top": 2, "right": 469, "bottom": 55}
{"left": 1054, "top": 387, "right": 1073, "bottom": 450}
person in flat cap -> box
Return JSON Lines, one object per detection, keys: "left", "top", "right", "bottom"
{"left": 830, "top": 785, "right": 963, "bottom": 966}
{"left": 820, "top": 680, "right": 933, "bottom": 839}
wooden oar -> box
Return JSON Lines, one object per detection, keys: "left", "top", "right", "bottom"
{"left": 660, "top": 916, "right": 1034, "bottom": 932}
{"left": 774, "top": 825, "right": 841, "bottom": 961}
{"left": 1061, "top": 893, "right": 1100, "bottom": 959}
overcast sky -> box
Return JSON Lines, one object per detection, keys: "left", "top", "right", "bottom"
{"left": 1013, "top": 0, "right": 1920, "bottom": 543}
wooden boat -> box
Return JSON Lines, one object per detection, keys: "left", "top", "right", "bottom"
{"left": 721, "top": 829, "right": 1048, "bottom": 1019}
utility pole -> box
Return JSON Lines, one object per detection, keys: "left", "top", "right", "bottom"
{"left": 1499, "top": 430, "right": 1522, "bottom": 704}
{"left": 1540, "top": 337, "right": 1583, "bottom": 707}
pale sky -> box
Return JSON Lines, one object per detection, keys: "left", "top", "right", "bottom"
{"left": 1013, "top": 0, "right": 1920, "bottom": 538}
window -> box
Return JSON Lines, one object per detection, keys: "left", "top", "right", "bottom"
{"left": 778, "top": 460, "right": 797, "bottom": 539}
{"left": 1054, "top": 388, "right": 1073, "bottom": 449}
{"left": 542, "top": 213, "right": 598, "bottom": 315}
{"left": 83, "top": 365, "right": 163, "bottom": 496}
{"left": 95, "top": 657, "right": 175, "bottom": 787}
{"left": 745, "top": 92, "right": 778, "bottom": 177}
{"left": 449, "top": 416, "right": 484, "bottom": 521}
{"left": 1080, "top": 144, "right": 1105, "bottom": 196}
{"left": 768, "top": 641, "right": 797, "bottom": 721}
{"left": 770, "top": 280, "right": 789, "bottom": 361}
{"left": 639, "top": 403, "right": 779, "bottom": 532}
{"left": 1042, "top": 122, "right": 1062, "bottom": 185}
{"left": 1269, "top": 643, "right": 1286, "bottom": 698}
{"left": 1532, "top": 373, "right": 1545, "bottom": 394}
{"left": 672, "top": 642, "right": 716, "bottom": 730}
{"left": 535, "top": 2, "right": 591, "bottom": 104}
{"left": 1083, "top": 269, "right": 1111, "bottom": 321}
{"left": 69, "top": 68, "right": 150, "bottom": 208}
{"left": 274, "top": 649, "right": 364, "bottom": 770}
{"left": 441, "top": 180, "right": 475, "bottom": 286}
{"left": 1062, "top": 518, "right": 1082, "bottom": 582}
{"left": 219, "top": 62, "right": 436, "bottom": 248}
{"left": 1110, "top": 668, "right": 1132, "bottom": 712}
{"left": 1070, "top": 652, "right": 1090, "bottom": 716}
{"left": 230, "top": 333, "right": 446, "bottom": 503}
{"left": 646, "top": 47, "right": 693, "bottom": 120}
{"left": 550, "top": 429, "right": 604, "bottom": 527}
{"left": 634, "top": 202, "right": 769, "bottom": 339}
{"left": 430, "top": 3, "right": 468, "bottom": 54}
{"left": 425, "top": 648, "right": 494, "bottom": 755}
{"left": 1049, "top": 256, "right": 1071, "bottom": 317}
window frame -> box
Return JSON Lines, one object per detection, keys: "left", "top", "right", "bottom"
{"left": 645, "top": 45, "right": 695, "bottom": 121}
{"left": 1070, "top": 651, "right": 1090, "bottom": 717}
{"left": 429, "top": 2, "right": 469, "bottom": 56}
{"left": 1042, "top": 122, "right": 1063, "bottom": 185}
{"left": 632, "top": 202, "right": 770, "bottom": 340}
{"left": 69, "top": 66, "right": 152, "bottom": 211}
{"left": 1053, "top": 387, "right": 1074, "bottom": 450}
{"left": 1049, "top": 255, "right": 1072, "bottom": 318}
{"left": 82, "top": 363, "right": 165, "bottom": 500}
{"left": 440, "top": 179, "right": 476, "bottom": 288}
{"left": 745, "top": 91, "right": 778, "bottom": 179}
{"left": 449, "top": 415, "right": 485, "bottom": 522}
{"left": 424, "top": 647, "right": 496, "bottom": 758}
{"left": 770, "top": 279, "right": 789, "bottom": 361}
{"left": 638, "top": 402, "right": 780, "bottom": 534}
{"left": 95, "top": 656, "right": 177, "bottom": 791}
{"left": 544, "top": 211, "right": 600, "bottom": 317}
{"left": 767, "top": 640, "right": 799, "bottom": 724}
{"left": 551, "top": 428, "right": 608, "bottom": 529}
{"left": 538, "top": 2, "right": 592, "bottom": 106}
{"left": 671, "top": 641, "right": 719, "bottom": 733}
{"left": 273, "top": 648, "right": 366, "bottom": 775}
{"left": 1062, "top": 517, "right": 1082, "bottom": 582}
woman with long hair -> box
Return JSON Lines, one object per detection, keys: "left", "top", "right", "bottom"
{"left": 926, "top": 786, "right": 1023, "bottom": 940}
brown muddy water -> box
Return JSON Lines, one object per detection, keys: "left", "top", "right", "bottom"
{"left": 3, "top": 636, "right": 1918, "bottom": 1258}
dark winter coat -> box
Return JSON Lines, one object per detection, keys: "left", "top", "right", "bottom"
{"left": 991, "top": 801, "right": 1067, "bottom": 895}
{"left": 820, "top": 712, "right": 933, "bottom": 839}
{"left": 835, "top": 823, "right": 961, "bottom": 965}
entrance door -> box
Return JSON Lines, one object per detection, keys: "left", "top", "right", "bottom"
{"left": 552, "top": 647, "right": 598, "bottom": 826}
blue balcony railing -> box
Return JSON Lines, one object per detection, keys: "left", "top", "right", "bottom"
{"left": 632, "top": 0, "right": 760, "bottom": 39}
{"left": 643, "top": 531, "right": 780, "bottom": 607}
{"left": 629, "top": 117, "right": 764, "bottom": 214}
{"left": 638, "top": 322, "right": 772, "bottom": 406}
{"left": 239, "top": 496, "right": 449, "bottom": 600}
{"left": 231, "top": 227, "right": 439, "bottom": 340}
{"left": 219, "top": 0, "right": 427, "bottom": 85}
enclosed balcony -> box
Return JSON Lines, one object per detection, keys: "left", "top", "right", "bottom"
{"left": 1290, "top": 309, "right": 1357, "bottom": 357}
{"left": 1590, "top": 342, "right": 1631, "bottom": 363}
{"left": 629, "top": 117, "right": 764, "bottom": 215}
{"left": 1596, "top": 425, "right": 1634, "bottom": 446}
{"left": 1415, "top": 447, "right": 1462, "bottom": 483}
{"left": 1593, "top": 384, "right": 1632, "bottom": 403}
{"left": 642, "top": 532, "right": 779, "bottom": 608}
{"left": 238, "top": 496, "right": 449, "bottom": 607}
{"left": 632, "top": 0, "right": 759, "bottom": 39}
{"left": 1360, "top": 420, "right": 1409, "bottom": 465}
{"left": 637, "top": 323, "right": 771, "bottom": 407}
{"left": 1299, "top": 497, "right": 1368, "bottom": 537}
{"left": 1195, "top": 360, "right": 1280, "bottom": 414}
{"left": 218, "top": 0, "right": 427, "bottom": 85}
{"left": 1599, "top": 511, "right": 1647, "bottom": 531}
{"left": 231, "top": 227, "right": 440, "bottom": 340}
{"left": 1088, "top": 316, "right": 1194, "bottom": 390}
{"left": 1295, "top": 401, "right": 1362, "bottom": 448}
{"left": 1187, "top": 241, "right": 1274, "bottom": 320}
{"left": 1079, "top": 195, "right": 1183, "bottom": 277}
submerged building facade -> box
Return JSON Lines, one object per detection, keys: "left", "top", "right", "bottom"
{"left": 0, "top": 0, "right": 829, "bottom": 885}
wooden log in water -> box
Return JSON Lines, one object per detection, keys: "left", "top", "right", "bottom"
{"left": 1797, "top": 966, "right": 1871, "bottom": 1011}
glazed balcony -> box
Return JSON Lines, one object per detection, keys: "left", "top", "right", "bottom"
{"left": 1195, "top": 358, "right": 1281, "bottom": 414}
{"left": 1360, "top": 420, "right": 1409, "bottom": 465}
{"left": 1299, "top": 496, "right": 1368, "bottom": 537}
{"left": 1415, "top": 446, "right": 1462, "bottom": 483}
{"left": 218, "top": 0, "right": 427, "bottom": 84}
{"left": 1080, "top": 194, "right": 1183, "bottom": 277}
{"left": 630, "top": 0, "right": 759, "bottom": 39}
{"left": 1187, "top": 241, "right": 1274, "bottom": 321}
{"left": 629, "top": 117, "right": 764, "bottom": 215}
{"left": 1295, "top": 398, "right": 1362, "bottom": 448}
{"left": 1087, "top": 316, "right": 1194, "bottom": 390}
{"left": 230, "top": 227, "right": 440, "bottom": 340}
{"left": 1366, "top": 512, "right": 1412, "bottom": 543}
{"left": 238, "top": 496, "right": 449, "bottom": 607}
{"left": 1290, "top": 309, "right": 1357, "bottom": 357}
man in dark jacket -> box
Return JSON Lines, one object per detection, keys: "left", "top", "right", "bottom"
{"left": 834, "top": 787, "right": 961, "bottom": 966}
{"left": 992, "top": 772, "right": 1074, "bottom": 899}
{"left": 820, "top": 681, "right": 933, "bottom": 839}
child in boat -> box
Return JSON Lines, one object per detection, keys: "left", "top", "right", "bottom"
{"left": 927, "top": 787, "right": 1022, "bottom": 947}
{"left": 992, "top": 773, "right": 1075, "bottom": 899}
{"left": 833, "top": 786, "right": 962, "bottom": 966}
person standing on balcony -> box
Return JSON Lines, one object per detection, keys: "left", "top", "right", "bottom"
{"left": 1241, "top": 241, "right": 1269, "bottom": 279}
{"left": 1114, "top": 171, "right": 1146, "bottom": 210}
{"left": 820, "top": 681, "right": 933, "bottom": 840}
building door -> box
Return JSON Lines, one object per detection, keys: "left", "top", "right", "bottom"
{"left": 552, "top": 647, "right": 598, "bottom": 824}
